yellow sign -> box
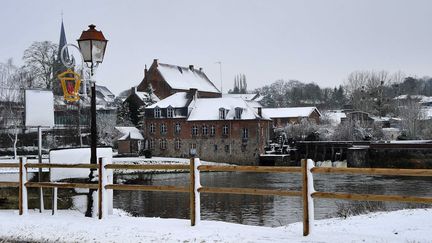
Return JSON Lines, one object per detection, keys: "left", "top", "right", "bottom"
{"left": 58, "top": 69, "right": 81, "bottom": 102}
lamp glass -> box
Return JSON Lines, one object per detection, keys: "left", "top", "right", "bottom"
{"left": 92, "top": 40, "right": 106, "bottom": 63}
{"left": 78, "top": 40, "right": 92, "bottom": 62}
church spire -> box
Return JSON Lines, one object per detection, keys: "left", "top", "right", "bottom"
{"left": 57, "top": 18, "right": 69, "bottom": 61}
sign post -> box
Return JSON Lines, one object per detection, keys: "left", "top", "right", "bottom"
{"left": 25, "top": 89, "right": 55, "bottom": 213}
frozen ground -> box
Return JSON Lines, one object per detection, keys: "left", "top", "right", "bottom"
{"left": 0, "top": 208, "right": 430, "bottom": 242}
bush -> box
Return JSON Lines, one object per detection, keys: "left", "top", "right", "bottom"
{"left": 140, "top": 149, "right": 152, "bottom": 158}
{"left": 335, "top": 201, "right": 386, "bottom": 219}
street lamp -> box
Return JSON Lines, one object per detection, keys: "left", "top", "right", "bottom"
{"left": 77, "top": 24, "right": 108, "bottom": 167}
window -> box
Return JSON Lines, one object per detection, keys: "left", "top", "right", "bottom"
{"left": 214, "top": 144, "right": 218, "bottom": 151}
{"left": 154, "top": 107, "right": 161, "bottom": 118}
{"left": 190, "top": 143, "right": 197, "bottom": 149}
{"left": 219, "top": 108, "right": 226, "bottom": 120}
{"left": 160, "top": 123, "right": 167, "bottom": 134}
{"left": 174, "top": 123, "right": 181, "bottom": 134}
{"left": 235, "top": 107, "right": 243, "bottom": 119}
{"left": 192, "top": 126, "right": 198, "bottom": 136}
{"left": 149, "top": 123, "right": 155, "bottom": 134}
{"left": 202, "top": 125, "right": 208, "bottom": 136}
{"left": 210, "top": 125, "right": 216, "bottom": 136}
{"left": 225, "top": 144, "right": 230, "bottom": 153}
{"left": 175, "top": 138, "right": 181, "bottom": 150}
{"left": 242, "top": 128, "right": 249, "bottom": 139}
{"left": 160, "top": 139, "right": 167, "bottom": 150}
{"left": 149, "top": 139, "right": 154, "bottom": 149}
{"left": 167, "top": 106, "right": 174, "bottom": 118}
{"left": 222, "top": 125, "right": 229, "bottom": 136}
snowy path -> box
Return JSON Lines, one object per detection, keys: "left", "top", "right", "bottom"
{"left": 0, "top": 209, "right": 431, "bottom": 242}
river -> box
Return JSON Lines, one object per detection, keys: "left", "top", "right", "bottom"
{"left": 113, "top": 171, "right": 432, "bottom": 227}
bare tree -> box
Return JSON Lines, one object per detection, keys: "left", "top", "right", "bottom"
{"left": 399, "top": 100, "right": 425, "bottom": 138}
{"left": 97, "top": 112, "right": 117, "bottom": 146}
{"left": 23, "top": 41, "right": 58, "bottom": 89}
{"left": 0, "top": 59, "right": 26, "bottom": 158}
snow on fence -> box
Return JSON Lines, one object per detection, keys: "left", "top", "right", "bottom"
{"left": 1, "top": 158, "right": 432, "bottom": 236}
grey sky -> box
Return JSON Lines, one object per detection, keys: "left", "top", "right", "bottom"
{"left": 1, "top": 0, "right": 432, "bottom": 95}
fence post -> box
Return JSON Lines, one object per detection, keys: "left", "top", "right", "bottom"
{"left": 98, "top": 157, "right": 108, "bottom": 219}
{"left": 302, "top": 159, "right": 315, "bottom": 236}
{"left": 190, "top": 156, "right": 201, "bottom": 226}
{"left": 52, "top": 187, "right": 58, "bottom": 215}
{"left": 19, "top": 157, "right": 28, "bottom": 215}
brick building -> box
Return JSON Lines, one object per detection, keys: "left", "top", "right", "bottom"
{"left": 143, "top": 89, "right": 271, "bottom": 165}
{"left": 262, "top": 107, "right": 321, "bottom": 128}
{"left": 137, "top": 59, "right": 221, "bottom": 99}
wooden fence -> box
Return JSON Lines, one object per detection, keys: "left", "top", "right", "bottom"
{"left": 1, "top": 157, "right": 432, "bottom": 236}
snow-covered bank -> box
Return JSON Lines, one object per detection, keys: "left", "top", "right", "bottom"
{"left": 0, "top": 209, "right": 431, "bottom": 242}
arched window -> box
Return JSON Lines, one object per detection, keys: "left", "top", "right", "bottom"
{"left": 167, "top": 106, "right": 174, "bottom": 118}
{"left": 192, "top": 126, "right": 198, "bottom": 136}
{"left": 154, "top": 106, "right": 161, "bottom": 118}
{"left": 202, "top": 125, "right": 208, "bottom": 135}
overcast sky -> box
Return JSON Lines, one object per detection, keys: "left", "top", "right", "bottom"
{"left": 1, "top": 0, "right": 432, "bottom": 95}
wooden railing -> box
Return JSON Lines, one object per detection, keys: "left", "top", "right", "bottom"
{"left": 1, "top": 157, "right": 432, "bottom": 237}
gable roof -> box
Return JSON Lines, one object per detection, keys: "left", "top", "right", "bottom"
{"left": 187, "top": 97, "right": 269, "bottom": 121}
{"left": 157, "top": 63, "right": 220, "bottom": 93}
{"left": 262, "top": 107, "right": 321, "bottom": 118}
{"left": 147, "top": 92, "right": 189, "bottom": 109}
{"left": 115, "top": 126, "right": 144, "bottom": 140}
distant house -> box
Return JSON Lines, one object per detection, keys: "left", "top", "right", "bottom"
{"left": 115, "top": 126, "right": 144, "bottom": 155}
{"left": 143, "top": 89, "right": 271, "bottom": 165}
{"left": 262, "top": 107, "right": 321, "bottom": 128}
{"left": 137, "top": 59, "right": 221, "bottom": 99}
{"left": 341, "top": 111, "right": 374, "bottom": 126}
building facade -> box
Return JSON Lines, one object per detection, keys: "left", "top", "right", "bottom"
{"left": 143, "top": 90, "right": 271, "bottom": 165}
{"left": 137, "top": 59, "right": 221, "bottom": 99}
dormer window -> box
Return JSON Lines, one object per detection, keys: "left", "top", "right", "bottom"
{"left": 154, "top": 107, "right": 161, "bottom": 118}
{"left": 167, "top": 106, "right": 174, "bottom": 118}
{"left": 219, "top": 108, "right": 226, "bottom": 120}
{"left": 235, "top": 107, "right": 243, "bottom": 119}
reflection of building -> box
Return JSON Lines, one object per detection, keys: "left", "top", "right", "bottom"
{"left": 137, "top": 59, "right": 221, "bottom": 99}
{"left": 143, "top": 89, "right": 271, "bottom": 165}
{"left": 262, "top": 107, "right": 321, "bottom": 128}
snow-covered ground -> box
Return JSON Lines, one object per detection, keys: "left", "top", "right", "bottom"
{"left": 0, "top": 208, "right": 430, "bottom": 242}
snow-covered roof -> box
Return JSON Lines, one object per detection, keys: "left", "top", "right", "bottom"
{"left": 187, "top": 97, "right": 269, "bottom": 121}
{"left": 325, "top": 110, "right": 346, "bottom": 125}
{"left": 115, "top": 126, "right": 144, "bottom": 140}
{"left": 147, "top": 92, "right": 189, "bottom": 109}
{"left": 222, "top": 93, "right": 262, "bottom": 101}
{"left": 262, "top": 107, "right": 321, "bottom": 119}
{"left": 394, "top": 94, "right": 432, "bottom": 104}
{"left": 157, "top": 63, "right": 220, "bottom": 93}
{"left": 96, "top": 85, "right": 115, "bottom": 98}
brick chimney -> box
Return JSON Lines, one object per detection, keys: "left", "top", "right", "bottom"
{"left": 189, "top": 65, "right": 194, "bottom": 71}
{"left": 153, "top": 59, "right": 159, "bottom": 67}
{"left": 187, "top": 88, "right": 198, "bottom": 100}
{"left": 199, "top": 67, "right": 203, "bottom": 72}
{"left": 258, "top": 107, "right": 262, "bottom": 117}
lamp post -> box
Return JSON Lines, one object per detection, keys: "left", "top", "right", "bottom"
{"left": 77, "top": 25, "right": 108, "bottom": 217}
{"left": 77, "top": 24, "right": 108, "bottom": 167}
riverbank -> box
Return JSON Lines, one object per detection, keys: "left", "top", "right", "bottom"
{"left": 0, "top": 208, "right": 430, "bottom": 242}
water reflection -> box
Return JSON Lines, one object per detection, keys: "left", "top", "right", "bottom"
{"left": 113, "top": 172, "right": 432, "bottom": 227}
